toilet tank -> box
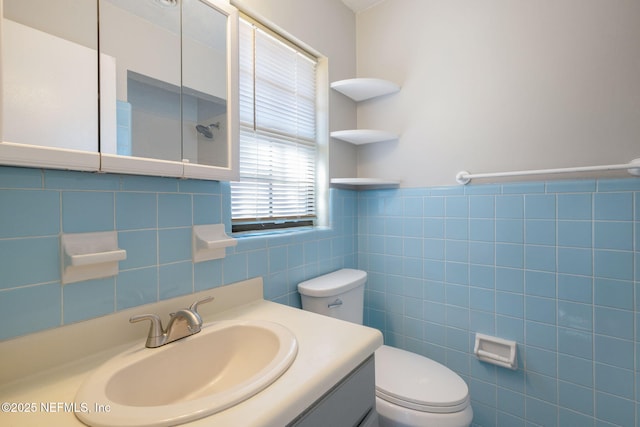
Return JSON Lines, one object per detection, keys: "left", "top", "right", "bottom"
{"left": 297, "top": 269, "right": 367, "bottom": 325}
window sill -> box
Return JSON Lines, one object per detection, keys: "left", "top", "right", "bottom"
{"left": 232, "top": 225, "right": 328, "bottom": 239}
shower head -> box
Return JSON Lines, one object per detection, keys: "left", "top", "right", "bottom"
{"left": 195, "top": 122, "right": 220, "bottom": 139}
{"left": 196, "top": 124, "right": 214, "bottom": 139}
{"left": 152, "top": 0, "right": 179, "bottom": 8}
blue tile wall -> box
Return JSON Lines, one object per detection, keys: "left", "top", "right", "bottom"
{"left": 0, "top": 166, "right": 356, "bottom": 340}
{"left": 2, "top": 164, "right": 640, "bottom": 427}
{"left": 116, "top": 101, "right": 132, "bottom": 156}
{"left": 359, "top": 178, "right": 640, "bottom": 427}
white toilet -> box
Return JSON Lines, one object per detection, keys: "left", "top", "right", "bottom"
{"left": 298, "top": 269, "right": 473, "bottom": 427}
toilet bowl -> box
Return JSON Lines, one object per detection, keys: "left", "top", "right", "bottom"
{"left": 375, "top": 345, "right": 473, "bottom": 427}
{"left": 298, "top": 269, "right": 473, "bottom": 427}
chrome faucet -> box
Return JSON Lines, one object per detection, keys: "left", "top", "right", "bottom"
{"left": 130, "top": 296, "right": 214, "bottom": 348}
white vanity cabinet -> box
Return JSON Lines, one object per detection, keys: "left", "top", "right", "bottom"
{"left": 0, "top": 0, "right": 238, "bottom": 181}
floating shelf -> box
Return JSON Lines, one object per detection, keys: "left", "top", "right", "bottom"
{"left": 330, "top": 78, "right": 402, "bottom": 190}
{"left": 330, "top": 78, "right": 400, "bottom": 102}
{"left": 331, "top": 129, "right": 398, "bottom": 145}
{"left": 330, "top": 178, "right": 401, "bottom": 190}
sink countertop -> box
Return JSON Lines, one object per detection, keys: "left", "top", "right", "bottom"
{"left": 0, "top": 277, "right": 383, "bottom": 427}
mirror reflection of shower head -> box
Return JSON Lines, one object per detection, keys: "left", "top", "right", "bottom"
{"left": 196, "top": 125, "right": 213, "bottom": 139}
{"left": 152, "top": 0, "right": 179, "bottom": 8}
{"left": 195, "top": 122, "right": 220, "bottom": 140}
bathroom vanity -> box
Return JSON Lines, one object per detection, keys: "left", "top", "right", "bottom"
{"left": 0, "top": 278, "right": 382, "bottom": 426}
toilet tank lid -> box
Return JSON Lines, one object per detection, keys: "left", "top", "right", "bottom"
{"left": 297, "top": 269, "right": 367, "bottom": 297}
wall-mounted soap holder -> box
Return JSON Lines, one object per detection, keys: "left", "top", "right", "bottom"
{"left": 473, "top": 333, "right": 518, "bottom": 370}
{"left": 192, "top": 224, "right": 237, "bottom": 263}
{"left": 61, "top": 231, "right": 127, "bottom": 285}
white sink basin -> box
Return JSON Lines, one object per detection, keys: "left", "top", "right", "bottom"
{"left": 75, "top": 320, "right": 298, "bottom": 427}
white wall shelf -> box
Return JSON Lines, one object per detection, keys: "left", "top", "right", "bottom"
{"left": 330, "top": 78, "right": 401, "bottom": 186}
{"left": 330, "top": 78, "right": 400, "bottom": 102}
{"left": 330, "top": 129, "right": 398, "bottom": 145}
{"left": 330, "top": 178, "right": 401, "bottom": 190}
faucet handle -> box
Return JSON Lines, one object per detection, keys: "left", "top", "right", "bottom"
{"left": 130, "top": 314, "right": 164, "bottom": 338}
{"left": 189, "top": 296, "right": 214, "bottom": 314}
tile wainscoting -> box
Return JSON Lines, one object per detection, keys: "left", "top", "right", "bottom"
{"left": 0, "top": 166, "right": 357, "bottom": 340}
{"left": 359, "top": 178, "right": 640, "bottom": 427}
{"left": 2, "top": 164, "right": 639, "bottom": 426}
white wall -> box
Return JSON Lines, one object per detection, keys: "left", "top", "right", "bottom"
{"left": 356, "top": 0, "right": 640, "bottom": 187}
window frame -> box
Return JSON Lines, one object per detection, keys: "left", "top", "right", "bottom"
{"left": 231, "top": 14, "right": 326, "bottom": 234}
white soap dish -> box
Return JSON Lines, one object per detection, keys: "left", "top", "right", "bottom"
{"left": 192, "top": 224, "right": 237, "bottom": 262}
{"left": 61, "top": 231, "right": 127, "bottom": 285}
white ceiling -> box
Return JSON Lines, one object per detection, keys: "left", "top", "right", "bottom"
{"left": 340, "top": 0, "right": 386, "bottom": 13}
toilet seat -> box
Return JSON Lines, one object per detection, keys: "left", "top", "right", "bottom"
{"left": 375, "top": 345, "right": 470, "bottom": 414}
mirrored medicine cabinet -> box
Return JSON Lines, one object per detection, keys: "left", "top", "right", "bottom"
{"left": 0, "top": 0, "right": 238, "bottom": 180}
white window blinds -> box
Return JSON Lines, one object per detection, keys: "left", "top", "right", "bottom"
{"left": 231, "top": 18, "right": 317, "bottom": 228}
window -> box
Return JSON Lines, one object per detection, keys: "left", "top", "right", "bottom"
{"left": 231, "top": 17, "right": 318, "bottom": 232}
